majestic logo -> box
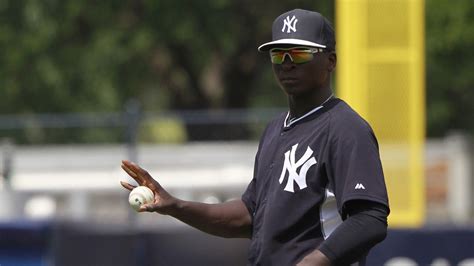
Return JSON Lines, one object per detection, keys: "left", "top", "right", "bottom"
{"left": 355, "top": 183, "right": 366, "bottom": 190}
{"left": 282, "top": 15, "right": 298, "bottom": 33}
{"left": 279, "top": 144, "right": 317, "bottom": 192}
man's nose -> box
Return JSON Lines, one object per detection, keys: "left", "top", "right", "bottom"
{"left": 281, "top": 53, "right": 293, "bottom": 63}
{"left": 281, "top": 53, "right": 295, "bottom": 69}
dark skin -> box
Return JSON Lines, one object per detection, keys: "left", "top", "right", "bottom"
{"left": 272, "top": 47, "right": 337, "bottom": 120}
{"left": 120, "top": 160, "right": 252, "bottom": 238}
{"left": 120, "top": 46, "right": 337, "bottom": 265}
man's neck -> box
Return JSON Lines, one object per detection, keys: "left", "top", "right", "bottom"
{"left": 287, "top": 88, "right": 333, "bottom": 119}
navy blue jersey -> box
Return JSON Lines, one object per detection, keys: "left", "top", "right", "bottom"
{"left": 242, "top": 97, "right": 389, "bottom": 265}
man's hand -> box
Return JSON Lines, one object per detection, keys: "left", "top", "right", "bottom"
{"left": 120, "top": 160, "right": 177, "bottom": 214}
{"left": 120, "top": 160, "right": 252, "bottom": 238}
{"left": 296, "top": 250, "right": 331, "bottom": 266}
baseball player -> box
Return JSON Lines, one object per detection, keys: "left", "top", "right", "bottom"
{"left": 121, "top": 9, "right": 389, "bottom": 266}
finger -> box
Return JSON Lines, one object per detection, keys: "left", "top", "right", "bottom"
{"left": 120, "top": 181, "right": 136, "bottom": 191}
{"left": 121, "top": 162, "right": 137, "bottom": 178}
{"left": 121, "top": 162, "right": 145, "bottom": 184}
{"left": 126, "top": 160, "right": 151, "bottom": 180}
{"left": 139, "top": 203, "right": 159, "bottom": 212}
{"left": 123, "top": 160, "right": 165, "bottom": 192}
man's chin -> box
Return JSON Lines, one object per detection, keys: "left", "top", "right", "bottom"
{"left": 280, "top": 85, "right": 302, "bottom": 96}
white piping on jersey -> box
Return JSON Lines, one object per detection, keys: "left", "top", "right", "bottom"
{"left": 284, "top": 94, "right": 334, "bottom": 128}
{"left": 320, "top": 188, "right": 343, "bottom": 240}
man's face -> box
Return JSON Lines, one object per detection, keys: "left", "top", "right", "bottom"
{"left": 271, "top": 46, "right": 336, "bottom": 96}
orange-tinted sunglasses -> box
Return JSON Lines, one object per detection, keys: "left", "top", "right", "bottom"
{"left": 270, "top": 47, "right": 324, "bottom": 64}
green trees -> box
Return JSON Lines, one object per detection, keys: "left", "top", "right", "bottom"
{"left": 425, "top": 0, "right": 474, "bottom": 137}
{"left": 0, "top": 0, "right": 472, "bottom": 142}
{"left": 1, "top": 1, "right": 151, "bottom": 113}
{"left": 0, "top": 1, "right": 330, "bottom": 114}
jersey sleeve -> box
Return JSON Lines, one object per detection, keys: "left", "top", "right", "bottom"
{"left": 241, "top": 142, "right": 263, "bottom": 220}
{"left": 241, "top": 119, "right": 274, "bottom": 219}
{"left": 328, "top": 117, "right": 389, "bottom": 216}
{"left": 241, "top": 176, "right": 256, "bottom": 218}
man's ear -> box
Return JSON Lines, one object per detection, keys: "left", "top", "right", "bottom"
{"left": 327, "top": 52, "right": 337, "bottom": 72}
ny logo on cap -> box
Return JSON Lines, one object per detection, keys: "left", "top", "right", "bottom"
{"left": 282, "top": 15, "right": 298, "bottom": 33}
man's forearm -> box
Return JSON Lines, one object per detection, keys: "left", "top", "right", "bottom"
{"left": 168, "top": 199, "right": 252, "bottom": 238}
{"left": 120, "top": 161, "right": 252, "bottom": 238}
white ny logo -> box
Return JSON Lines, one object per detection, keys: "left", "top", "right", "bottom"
{"left": 279, "top": 144, "right": 317, "bottom": 192}
{"left": 282, "top": 15, "right": 298, "bottom": 33}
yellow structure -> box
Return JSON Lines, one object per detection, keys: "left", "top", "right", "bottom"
{"left": 336, "top": 0, "right": 425, "bottom": 227}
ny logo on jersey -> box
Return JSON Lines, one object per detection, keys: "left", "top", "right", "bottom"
{"left": 282, "top": 15, "right": 298, "bottom": 33}
{"left": 279, "top": 144, "right": 317, "bottom": 192}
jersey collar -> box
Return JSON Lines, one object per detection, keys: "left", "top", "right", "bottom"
{"left": 284, "top": 94, "right": 334, "bottom": 128}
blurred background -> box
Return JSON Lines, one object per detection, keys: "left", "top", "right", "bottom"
{"left": 0, "top": 0, "right": 473, "bottom": 265}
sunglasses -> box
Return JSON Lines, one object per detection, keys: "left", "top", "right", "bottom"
{"left": 269, "top": 47, "right": 325, "bottom": 64}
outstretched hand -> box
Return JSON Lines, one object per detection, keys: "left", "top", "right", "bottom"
{"left": 120, "top": 160, "right": 177, "bottom": 214}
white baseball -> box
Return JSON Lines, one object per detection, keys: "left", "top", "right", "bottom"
{"left": 128, "top": 186, "right": 154, "bottom": 211}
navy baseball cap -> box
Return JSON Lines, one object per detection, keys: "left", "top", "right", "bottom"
{"left": 258, "top": 9, "right": 336, "bottom": 51}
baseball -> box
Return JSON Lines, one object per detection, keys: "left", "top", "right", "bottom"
{"left": 128, "top": 186, "right": 154, "bottom": 211}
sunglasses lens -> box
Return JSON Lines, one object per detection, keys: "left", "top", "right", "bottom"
{"left": 291, "top": 50, "right": 314, "bottom": 63}
{"left": 270, "top": 49, "right": 315, "bottom": 64}
{"left": 270, "top": 51, "right": 286, "bottom": 64}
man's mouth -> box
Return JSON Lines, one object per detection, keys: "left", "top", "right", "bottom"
{"left": 280, "top": 77, "right": 298, "bottom": 83}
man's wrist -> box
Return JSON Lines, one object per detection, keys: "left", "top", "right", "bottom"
{"left": 160, "top": 197, "right": 182, "bottom": 216}
{"left": 297, "top": 249, "right": 331, "bottom": 266}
